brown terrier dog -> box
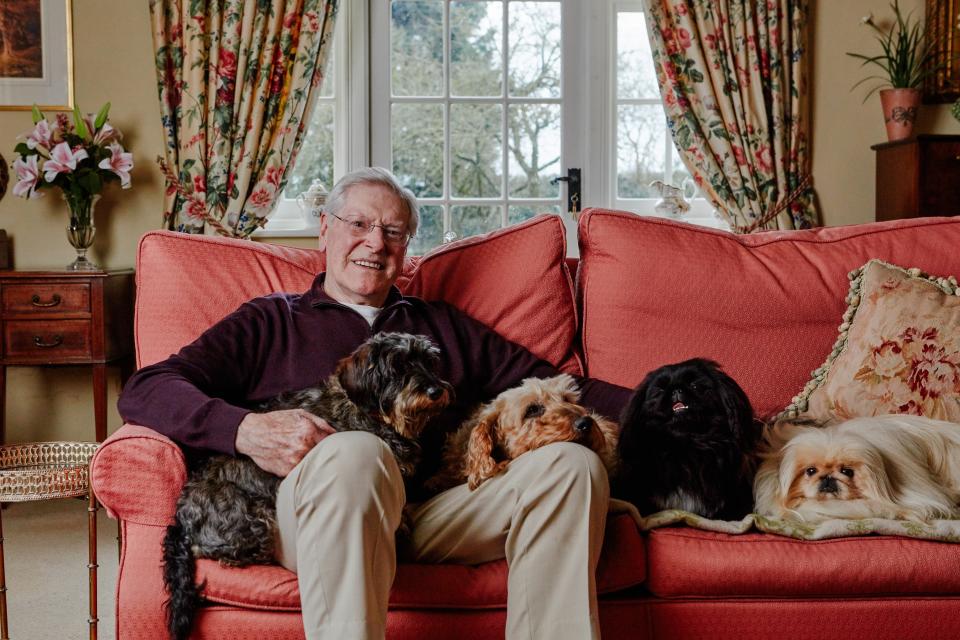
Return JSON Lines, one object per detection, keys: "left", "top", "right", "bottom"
{"left": 426, "top": 374, "right": 618, "bottom": 492}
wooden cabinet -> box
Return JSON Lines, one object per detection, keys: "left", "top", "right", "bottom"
{"left": 872, "top": 135, "right": 960, "bottom": 221}
{"left": 0, "top": 270, "right": 135, "bottom": 442}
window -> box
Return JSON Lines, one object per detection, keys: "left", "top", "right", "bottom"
{"left": 371, "top": 1, "right": 568, "bottom": 255}
{"left": 264, "top": 0, "right": 726, "bottom": 245}
{"left": 610, "top": 4, "right": 725, "bottom": 229}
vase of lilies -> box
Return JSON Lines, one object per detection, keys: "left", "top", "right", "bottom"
{"left": 12, "top": 103, "right": 134, "bottom": 270}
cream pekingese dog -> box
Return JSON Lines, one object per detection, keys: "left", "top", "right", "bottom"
{"left": 754, "top": 414, "right": 960, "bottom": 522}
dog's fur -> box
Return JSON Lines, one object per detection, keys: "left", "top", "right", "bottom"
{"left": 612, "top": 358, "right": 759, "bottom": 519}
{"left": 754, "top": 414, "right": 960, "bottom": 522}
{"left": 163, "top": 332, "right": 452, "bottom": 640}
{"left": 426, "top": 374, "right": 619, "bottom": 492}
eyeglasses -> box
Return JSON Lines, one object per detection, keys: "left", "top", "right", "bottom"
{"left": 327, "top": 212, "right": 412, "bottom": 247}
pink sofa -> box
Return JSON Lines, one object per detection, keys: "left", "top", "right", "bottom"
{"left": 92, "top": 209, "right": 960, "bottom": 639}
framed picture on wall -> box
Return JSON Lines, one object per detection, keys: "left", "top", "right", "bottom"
{"left": 0, "top": 0, "right": 74, "bottom": 111}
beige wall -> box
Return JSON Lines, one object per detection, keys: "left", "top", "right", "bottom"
{"left": 813, "top": 0, "right": 960, "bottom": 226}
{"left": 1, "top": 0, "right": 958, "bottom": 443}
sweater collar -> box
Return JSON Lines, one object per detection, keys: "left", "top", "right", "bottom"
{"left": 306, "top": 272, "right": 409, "bottom": 311}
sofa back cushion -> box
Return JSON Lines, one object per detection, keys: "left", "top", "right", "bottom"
{"left": 576, "top": 209, "right": 960, "bottom": 418}
{"left": 135, "top": 215, "right": 580, "bottom": 372}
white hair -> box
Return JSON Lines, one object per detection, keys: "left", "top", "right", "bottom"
{"left": 323, "top": 167, "right": 420, "bottom": 237}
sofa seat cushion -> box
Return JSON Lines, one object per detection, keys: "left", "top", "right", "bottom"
{"left": 645, "top": 527, "right": 960, "bottom": 598}
{"left": 576, "top": 210, "right": 960, "bottom": 418}
{"left": 198, "top": 512, "right": 645, "bottom": 610}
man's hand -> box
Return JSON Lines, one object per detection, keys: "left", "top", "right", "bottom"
{"left": 235, "top": 410, "right": 335, "bottom": 477}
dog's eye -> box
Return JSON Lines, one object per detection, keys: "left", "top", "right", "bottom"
{"left": 523, "top": 404, "right": 545, "bottom": 420}
{"left": 840, "top": 467, "right": 855, "bottom": 478}
{"left": 804, "top": 466, "right": 817, "bottom": 477}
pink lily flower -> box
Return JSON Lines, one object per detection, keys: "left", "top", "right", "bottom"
{"left": 43, "top": 141, "right": 89, "bottom": 183}
{"left": 98, "top": 143, "right": 134, "bottom": 188}
{"left": 12, "top": 155, "right": 43, "bottom": 199}
{"left": 82, "top": 114, "right": 121, "bottom": 145}
{"left": 23, "top": 120, "right": 53, "bottom": 151}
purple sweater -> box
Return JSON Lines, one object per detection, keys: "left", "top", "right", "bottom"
{"left": 118, "top": 274, "right": 631, "bottom": 493}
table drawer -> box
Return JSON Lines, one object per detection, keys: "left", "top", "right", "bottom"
{"left": 2, "top": 283, "right": 90, "bottom": 315}
{"left": 4, "top": 320, "right": 92, "bottom": 360}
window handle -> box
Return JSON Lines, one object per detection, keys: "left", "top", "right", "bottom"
{"left": 551, "top": 168, "right": 582, "bottom": 220}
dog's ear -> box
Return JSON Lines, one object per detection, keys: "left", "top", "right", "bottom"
{"left": 465, "top": 408, "right": 507, "bottom": 490}
{"left": 715, "top": 368, "right": 756, "bottom": 445}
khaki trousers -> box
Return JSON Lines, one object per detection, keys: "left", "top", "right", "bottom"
{"left": 276, "top": 431, "right": 609, "bottom": 640}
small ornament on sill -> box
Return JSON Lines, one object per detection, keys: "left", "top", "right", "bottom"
{"left": 296, "top": 179, "right": 328, "bottom": 218}
{"left": 650, "top": 180, "right": 691, "bottom": 219}
{"left": 442, "top": 231, "right": 458, "bottom": 244}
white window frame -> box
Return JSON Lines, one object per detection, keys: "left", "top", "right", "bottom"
{"left": 602, "top": 1, "right": 725, "bottom": 229}
{"left": 260, "top": 0, "right": 726, "bottom": 241}
{"left": 370, "top": 0, "right": 572, "bottom": 250}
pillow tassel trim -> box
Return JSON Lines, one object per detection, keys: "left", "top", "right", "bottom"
{"left": 779, "top": 259, "right": 960, "bottom": 420}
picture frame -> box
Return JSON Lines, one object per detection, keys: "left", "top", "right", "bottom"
{"left": 924, "top": 0, "right": 960, "bottom": 103}
{"left": 0, "top": 0, "right": 74, "bottom": 111}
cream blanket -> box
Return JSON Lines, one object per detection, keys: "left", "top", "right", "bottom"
{"left": 609, "top": 499, "right": 960, "bottom": 542}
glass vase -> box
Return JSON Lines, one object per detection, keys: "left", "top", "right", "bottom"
{"left": 64, "top": 193, "right": 101, "bottom": 271}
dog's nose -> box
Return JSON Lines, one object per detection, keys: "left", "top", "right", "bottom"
{"left": 818, "top": 476, "right": 839, "bottom": 494}
{"left": 671, "top": 389, "right": 683, "bottom": 403}
{"left": 426, "top": 386, "right": 444, "bottom": 401}
{"left": 574, "top": 415, "right": 594, "bottom": 432}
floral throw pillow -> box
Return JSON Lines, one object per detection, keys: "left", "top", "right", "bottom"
{"left": 781, "top": 259, "right": 960, "bottom": 422}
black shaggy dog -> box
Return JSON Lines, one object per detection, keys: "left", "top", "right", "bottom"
{"left": 163, "top": 332, "right": 453, "bottom": 640}
{"left": 612, "top": 358, "right": 760, "bottom": 520}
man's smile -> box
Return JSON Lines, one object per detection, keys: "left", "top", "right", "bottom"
{"left": 353, "top": 259, "right": 384, "bottom": 270}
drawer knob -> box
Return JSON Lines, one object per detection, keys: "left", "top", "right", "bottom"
{"left": 30, "top": 294, "right": 62, "bottom": 308}
{"left": 33, "top": 334, "right": 63, "bottom": 348}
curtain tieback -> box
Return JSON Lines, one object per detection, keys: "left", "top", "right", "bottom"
{"left": 735, "top": 174, "right": 813, "bottom": 234}
{"left": 157, "top": 156, "right": 232, "bottom": 237}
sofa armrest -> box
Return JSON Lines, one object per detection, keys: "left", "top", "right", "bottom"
{"left": 91, "top": 424, "right": 187, "bottom": 526}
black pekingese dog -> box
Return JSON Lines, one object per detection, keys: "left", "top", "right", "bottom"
{"left": 612, "top": 358, "right": 760, "bottom": 520}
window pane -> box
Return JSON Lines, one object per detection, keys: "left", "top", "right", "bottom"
{"left": 318, "top": 45, "right": 335, "bottom": 98}
{"left": 409, "top": 204, "right": 444, "bottom": 255}
{"left": 507, "top": 2, "right": 560, "bottom": 98}
{"left": 508, "top": 204, "right": 560, "bottom": 225}
{"left": 283, "top": 102, "right": 334, "bottom": 199}
{"left": 617, "top": 11, "right": 659, "bottom": 99}
{"left": 508, "top": 103, "right": 560, "bottom": 197}
{"left": 451, "top": 103, "right": 502, "bottom": 197}
{"left": 617, "top": 104, "right": 666, "bottom": 198}
{"left": 451, "top": 205, "right": 501, "bottom": 238}
{"left": 391, "top": 0, "right": 443, "bottom": 96}
{"left": 392, "top": 103, "right": 444, "bottom": 198}
{"left": 450, "top": 1, "right": 502, "bottom": 97}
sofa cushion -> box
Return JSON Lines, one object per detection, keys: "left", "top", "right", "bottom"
{"left": 134, "top": 231, "right": 328, "bottom": 367}
{"left": 136, "top": 215, "right": 579, "bottom": 372}
{"left": 406, "top": 214, "right": 581, "bottom": 372}
{"left": 784, "top": 259, "right": 960, "bottom": 421}
{"left": 197, "top": 512, "right": 645, "bottom": 610}
{"left": 645, "top": 527, "right": 960, "bottom": 598}
{"left": 576, "top": 210, "right": 960, "bottom": 418}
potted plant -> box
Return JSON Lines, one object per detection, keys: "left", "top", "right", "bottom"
{"left": 847, "top": 1, "right": 939, "bottom": 141}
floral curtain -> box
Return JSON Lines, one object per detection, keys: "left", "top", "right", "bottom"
{"left": 150, "top": 0, "right": 337, "bottom": 238}
{"left": 642, "top": 0, "right": 819, "bottom": 232}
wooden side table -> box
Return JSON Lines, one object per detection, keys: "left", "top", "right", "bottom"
{"left": 0, "top": 271, "right": 134, "bottom": 443}
{"left": 872, "top": 134, "right": 960, "bottom": 221}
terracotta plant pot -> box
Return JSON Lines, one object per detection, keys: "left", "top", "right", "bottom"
{"left": 879, "top": 88, "right": 921, "bottom": 141}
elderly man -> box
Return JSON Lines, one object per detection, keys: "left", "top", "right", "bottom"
{"left": 119, "top": 167, "right": 630, "bottom": 640}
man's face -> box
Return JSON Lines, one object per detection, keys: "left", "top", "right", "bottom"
{"left": 319, "top": 183, "right": 410, "bottom": 307}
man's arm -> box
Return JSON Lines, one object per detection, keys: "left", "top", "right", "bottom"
{"left": 118, "top": 299, "right": 332, "bottom": 471}
{"left": 443, "top": 304, "right": 632, "bottom": 422}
